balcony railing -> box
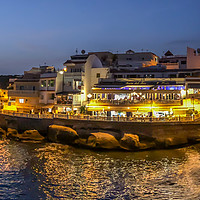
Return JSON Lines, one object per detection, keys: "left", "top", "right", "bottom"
{"left": 89, "top": 99, "right": 182, "bottom": 106}
{"left": 8, "top": 90, "right": 39, "bottom": 97}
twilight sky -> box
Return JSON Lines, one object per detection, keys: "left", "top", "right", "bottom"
{"left": 0, "top": 0, "right": 200, "bottom": 74}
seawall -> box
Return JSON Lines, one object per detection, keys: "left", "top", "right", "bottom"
{"left": 1, "top": 114, "right": 200, "bottom": 142}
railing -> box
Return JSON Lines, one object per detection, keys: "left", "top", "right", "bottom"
{"left": 89, "top": 99, "right": 182, "bottom": 106}
{"left": 0, "top": 110, "right": 197, "bottom": 122}
{"left": 8, "top": 90, "right": 39, "bottom": 97}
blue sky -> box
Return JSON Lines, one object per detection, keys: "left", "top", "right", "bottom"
{"left": 0, "top": 0, "right": 200, "bottom": 74}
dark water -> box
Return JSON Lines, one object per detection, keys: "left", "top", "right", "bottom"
{"left": 0, "top": 140, "right": 200, "bottom": 200}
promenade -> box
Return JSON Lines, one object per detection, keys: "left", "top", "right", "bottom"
{"left": 0, "top": 110, "right": 197, "bottom": 123}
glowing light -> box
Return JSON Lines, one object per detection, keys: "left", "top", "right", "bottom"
{"left": 87, "top": 93, "right": 92, "bottom": 99}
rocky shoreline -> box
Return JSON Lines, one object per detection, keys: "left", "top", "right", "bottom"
{"left": 1, "top": 123, "right": 200, "bottom": 151}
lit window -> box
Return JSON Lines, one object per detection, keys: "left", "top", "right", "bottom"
{"left": 48, "top": 80, "right": 55, "bottom": 87}
{"left": 19, "top": 99, "right": 24, "bottom": 103}
{"left": 41, "top": 80, "right": 46, "bottom": 87}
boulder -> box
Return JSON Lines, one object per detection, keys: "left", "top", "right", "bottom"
{"left": 76, "top": 129, "right": 92, "bottom": 139}
{"left": 120, "top": 134, "right": 141, "bottom": 150}
{"left": 74, "top": 138, "right": 88, "bottom": 147}
{"left": 75, "top": 128, "right": 123, "bottom": 141}
{"left": 7, "top": 128, "right": 19, "bottom": 140}
{"left": 155, "top": 137, "right": 188, "bottom": 148}
{"left": 79, "top": 132, "right": 120, "bottom": 149}
{"left": 138, "top": 141, "right": 156, "bottom": 150}
{"left": 0, "top": 128, "right": 6, "bottom": 139}
{"left": 165, "top": 137, "right": 188, "bottom": 147}
{"left": 19, "top": 130, "right": 45, "bottom": 141}
{"left": 48, "top": 125, "right": 79, "bottom": 144}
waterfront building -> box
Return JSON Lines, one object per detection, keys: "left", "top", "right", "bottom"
{"left": 5, "top": 66, "right": 55, "bottom": 113}
{"left": 39, "top": 72, "right": 57, "bottom": 112}
{"left": 86, "top": 75, "right": 200, "bottom": 118}
{"left": 56, "top": 54, "right": 109, "bottom": 113}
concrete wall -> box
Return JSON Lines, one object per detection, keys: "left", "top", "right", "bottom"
{"left": 1, "top": 114, "right": 200, "bottom": 141}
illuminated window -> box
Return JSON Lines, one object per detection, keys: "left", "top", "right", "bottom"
{"left": 48, "top": 80, "right": 55, "bottom": 87}
{"left": 19, "top": 99, "right": 24, "bottom": 103}
{"left": 41, "top": 80, "right": 46, "bottom": 87}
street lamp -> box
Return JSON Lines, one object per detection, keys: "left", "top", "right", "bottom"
{"left": 192, "top": 96, "right": 194, "bottom": 111}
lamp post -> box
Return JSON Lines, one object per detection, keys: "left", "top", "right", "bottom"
{"left": 87, "top": 93, "right": 92, "bottom": 116}
{"left": 192, "top": 96, "right": 194, "bottom": 111}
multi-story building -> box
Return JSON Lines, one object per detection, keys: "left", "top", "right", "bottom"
{"left": 116, "top": 50, "right": 158, "bottom": 70}
{"left": 5, "top": 66, "right": 55, "bottom": 113}
{"left": 56, "top": 54, "right": 109, "bottom": 113}
{"left": 89, "top": 50, "right": 159, "bottom": 70}
{"left": 187, "top": 47, "right": 200, "bottom": 69}
{"left": 39, "top": 72, "right": 57, "bottom": 112}
{"left": 159, "top": 50, "right": 187, "bottom": 69}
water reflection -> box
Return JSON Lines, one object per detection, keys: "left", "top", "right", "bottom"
{"left": 0, "top": 140, "right": 200, "bottom": 199}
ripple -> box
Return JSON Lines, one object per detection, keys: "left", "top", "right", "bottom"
{"left": 0, "top": 140, "right": 200, "bottom": 199}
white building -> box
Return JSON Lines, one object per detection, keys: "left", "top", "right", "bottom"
{"left": 116, "top": 50, "right": 158, "bottom": 70}
{"left": 56, "top": 54, "right": 109, "bottom": 113}
{"left": 39, "top": 73, "right": 57, "bottom": 109}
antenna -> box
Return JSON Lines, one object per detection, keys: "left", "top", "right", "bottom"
{"left": 76, "top": 48, "right": 78, "bottom": 55}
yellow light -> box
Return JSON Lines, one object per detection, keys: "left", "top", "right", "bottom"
{"left": 108, "top": 106, "right": 110, "bottom": 109}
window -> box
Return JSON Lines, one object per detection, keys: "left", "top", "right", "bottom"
{"left": 41, "top": 80, "right": 46, "bottom": 87}
{"left": 40, "top": 95, "right": 44, "bottom": 100}
{"left": 96, "top": 73, "right": 100, "bottom": 78}
{"left": 50, "top": 94, "right": 55, "bottom": 100}
{"left": 19, "top": 99, "right": 24, "bottom": 103}
{"left": 33, "top": 86, "right": 36, "bottom": 91}
{"left": 126, "top": 58, "right": 132, "bottom": 60}
{"left": 67, "top": 81, "right": 72, "bottom": 86}
{"left": 48, "top": 80, "right": 55, "bottom": 87}
{"left": 181, "top": 61, "right": 186, "bottom": 64}
{"left": 20, "top": 86, "right": 24, "bottom": 90}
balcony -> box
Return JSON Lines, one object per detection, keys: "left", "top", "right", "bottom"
{"left": 89, "top": 99, "right": 182, "bottom": 106}
{"left": 8, "top": 90, "right": 39, "bottom": 97}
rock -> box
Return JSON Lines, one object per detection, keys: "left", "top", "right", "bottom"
{"left": 48, "top": 125, "right": 79, "bottom": 144}
{"left": 155, "top": 137, "right": 188, "bottom": 148}
{"left": 165, "top": 137, "right": 188, "bottom": 147}
{"left": 91, "top": 130, "right": 123, "bottom": 141}
{"left": 76, "top": 128, "right": 123, "bottom": 141}
{"left": 7, "top": 128, "right": 19, "bottom": 140}
{"left": 85, "top": 132, "right": 120, "bottom": 149}
{"left": 74, "top": 138, "right": 88, "bottom": 147}
{"left": 19, "top": 130, "right": 45, "bottom": 141}
{"left": 76, "top": 129, "right": 92, "bottom": 139}
{"left": 120, "top": 134, "right": 141, "bottom": 150}
{"left": 0, "top": 128, "right": 6, "bottom": 139}
{"left": 138, "top": 142, "right": 156, "bottom": 150}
